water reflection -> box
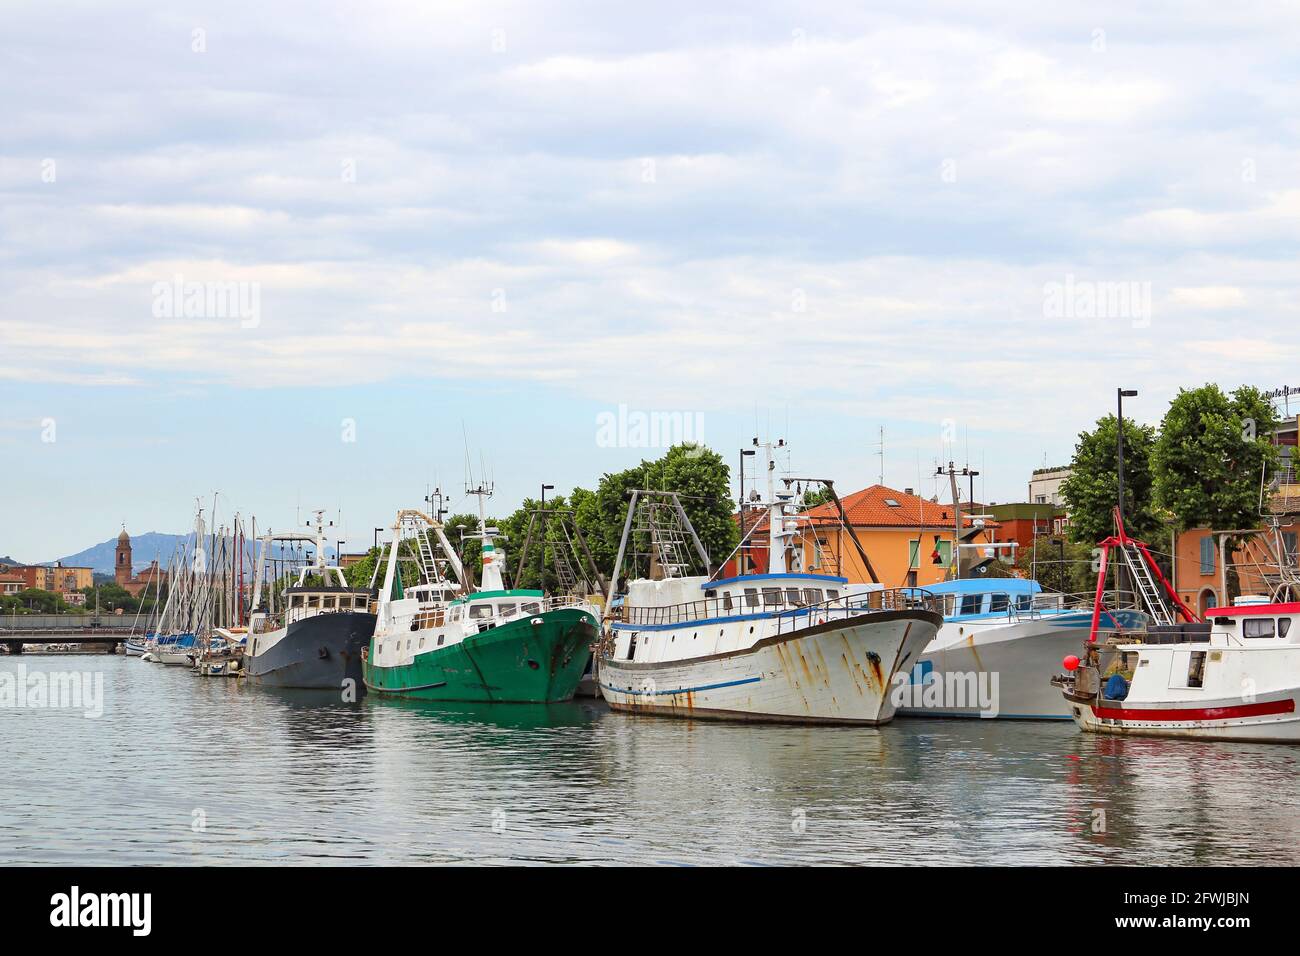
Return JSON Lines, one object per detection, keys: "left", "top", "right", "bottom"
{"left": 2, "top": 657, "right": 1297, "bottom": 864}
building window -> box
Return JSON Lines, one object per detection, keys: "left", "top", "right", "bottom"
{"left": 1199, "top": 537, "right": 1215, "bottom": 575}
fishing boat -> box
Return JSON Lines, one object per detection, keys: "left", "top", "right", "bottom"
{"left": 1053, "top": 511, "right": 1300, "bottom": 742}
{"left": 596, "top": 441, "right": 943, "bottom": 724}
{"left": 363, "top": 486, "right": 599, "bottom": 702}
{"left": 244, "top": 511, "right": 376, "bottom": 691}
{"left": 895, "top": 578, "right": 1147, "bottom": 719}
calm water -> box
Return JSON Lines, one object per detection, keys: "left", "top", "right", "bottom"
{"left": 2, "top": 655, "right": 1298, "bottom": 865}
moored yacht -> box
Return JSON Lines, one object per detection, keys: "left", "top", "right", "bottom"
{"left": 597, "top": 442, "right": 943, "bottom": 724}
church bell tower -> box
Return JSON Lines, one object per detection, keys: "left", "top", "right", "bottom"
{"left": 115, "top": 528, "right": 132, "bottom": 586}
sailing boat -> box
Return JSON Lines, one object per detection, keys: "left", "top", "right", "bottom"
{"left": 596, "top": 441, "right": 942, "bottom": 723}
{"left": 243, "top": 510, "right": 376, "bottom": 690}
{"left": 362, "top": 484, "right": 599, "bottom": 702}
{"left": 148, "top": 505, "right": 209, "bottom": 666}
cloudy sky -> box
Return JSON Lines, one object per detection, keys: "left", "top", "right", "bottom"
{"left": 2, "top": 1, "right": 1297, "bottom": 561}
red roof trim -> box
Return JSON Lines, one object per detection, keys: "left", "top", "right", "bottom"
{"left": 1207, "top": 602, "right": 1300, "bottom": 617}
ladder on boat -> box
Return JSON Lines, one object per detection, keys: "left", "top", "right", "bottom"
{"left": 1088, "top": 507, "right": 1199, "bottom": 642}
{"left": 414, "top": 531, "right": 440, "bottom": 585}
{"left": 1117, "top": 541, "right": 1176, "bottom": 626}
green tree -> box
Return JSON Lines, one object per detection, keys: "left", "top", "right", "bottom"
{"left": 343, "top": 546, "right": 383, "bottom": 589}
{"left": 1152, "top": 384, "right": 1279, "bottom": 591}
{"left": 1060, "top": 414, "right": 1160, "bottom": 544}
{"left": 577, "top": 443, "right": 739, "bottom": 577}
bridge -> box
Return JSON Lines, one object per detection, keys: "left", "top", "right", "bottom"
{"left": 0, "top": 614, "right": 139, "bottom": 655}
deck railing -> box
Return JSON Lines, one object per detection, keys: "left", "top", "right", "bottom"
{"left": 611, "top": 587, "right": 943, "bottom": 630}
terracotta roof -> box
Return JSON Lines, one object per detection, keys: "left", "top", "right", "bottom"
{"left": 801, "top": 485, "right": 997, "bottom": 529}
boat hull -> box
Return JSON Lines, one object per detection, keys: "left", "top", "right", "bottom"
{"left": 363, "top": 609, "right": 596, "bottom": 703}
{"left": 898, "top": 609, "right": 1146, "bottom": 720}
{"left": 599, "top": 609, "right": 938, "bottom": 724}
{"left": 246, "top": 611, "right": 376, "bottom": 691}
{"left": 1065, "top": 688, "right": 1300, "bottom": 743}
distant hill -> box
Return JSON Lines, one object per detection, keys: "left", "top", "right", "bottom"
{"left": 49, "top": 533, "right": 193, "bottom": 574}
{"left": 48, "top": 533, "right": 339, "bottom": 574}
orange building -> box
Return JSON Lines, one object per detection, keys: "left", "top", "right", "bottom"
{"left": 1, "top": 563, "right": 93, "bottom": 592}
{"left": 724, "top": 485, "right": 999, "bottom": 588}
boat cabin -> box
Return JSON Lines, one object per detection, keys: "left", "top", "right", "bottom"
{"left": 921, "top": 578, "right": 1053, "bottom": 620}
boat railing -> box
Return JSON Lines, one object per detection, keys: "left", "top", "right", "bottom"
{"left": 612, "top": 587, "right": 942, "bottom": 630}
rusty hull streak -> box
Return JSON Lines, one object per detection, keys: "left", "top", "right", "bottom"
{"left": 964, "top": 631, "right": 987, "bottom": 675}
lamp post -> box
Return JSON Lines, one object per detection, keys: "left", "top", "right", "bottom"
{"left": 1116, "top": 388, "right": 1138, "bottom": 606}
{"left": 962, "top": 467, "right": 980, "bottom": 509}
{"left": 373, "top": 527, "right": 382, "bottom": 551}
{"left": 1117, "top": 388, "right": 1138, "bottom": 525}
{"left": 739, "top": 446, "right": 757, "bottom": 573}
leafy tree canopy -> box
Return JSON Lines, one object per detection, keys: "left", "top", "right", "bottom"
{"left": 1060, "top": 414, "right": 1161, "bottom": 544}
{"left": 1152, "top": 384, "right": 1280, "bottom": 533}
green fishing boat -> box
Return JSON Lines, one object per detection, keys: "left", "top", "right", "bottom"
{"left": 362, "top": 502, "right": 599, "bottom": 703}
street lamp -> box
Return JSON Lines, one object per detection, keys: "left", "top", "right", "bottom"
{"left": 373, "top": 527, "right": 383, "bottom": 551}
{"left": 540, "top": 483, "right": 554, "bottom": 510}
{"left": 961, "top": 467, "right": 980, "bottom": 508}
{"left": 1117, "top": 388, "right": 1138, "bottom": 524}
{"left": 739, "top": 448, "right": 757, "bottom": 573}
{"left": 1117, "top": 388, "right": 1138, "bottom": 607}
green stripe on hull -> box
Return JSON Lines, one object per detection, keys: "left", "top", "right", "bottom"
{"left": 363, "top": 608, "right": 596, "bottom": 703}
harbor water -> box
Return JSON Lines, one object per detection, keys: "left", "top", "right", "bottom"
{"left": 3, "top": 655, "right": 1298, "bottom": 865}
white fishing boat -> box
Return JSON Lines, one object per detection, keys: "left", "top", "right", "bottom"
{"left": 1053, "top": 510, "right": 1300, "bottom": 742}
{"left": 895, "top": 578, "right": 1147, "bottom": 720}
{"left": 1057, "top": 599, "right": 1300, "bottom": 742}
{"left": 597, "top": 442, "right": 943, "bottom": 724}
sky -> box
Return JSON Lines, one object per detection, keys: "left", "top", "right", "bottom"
{"left": 2, "top": 1, "right": 1298, "bottom": 562}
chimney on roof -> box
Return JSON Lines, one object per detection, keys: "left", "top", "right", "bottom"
{"left": 904, "top": 487, "right": 913, "bottom": 495}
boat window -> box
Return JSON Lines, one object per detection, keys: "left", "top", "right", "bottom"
{"left": 744, "top": 588, "right": 759, "bottom": 607}
{"left": 803, "top": 588, "right": 821, "bottom": 605}
{"left": 722, "top": 592, "right": 734, "bottom": 611}
{"left": 437, "top": 635, "right": 444, "bottom": 646}
{"left": 307, "top": 595, "right": 320, "bottom": 609}
{"left": 989, "top": 593, "right": 1009, "bottom": 613}
{"left": 826, "top": 589, "right": 839, "bottom": 601}
{"left": 959, "top": 595, "right": 982, "bottom": 615}
{"left": 1243, "top": 618, "right": 1276, "bottom": 639}
{"left": 1280, "top": 618, "right": 1292, "bottom": 638}
{"left": 704, "top": 589, "right": 717, "bottom": 598}
{"left": 762, "top": 588, "right": 782, "bottom": 606}
{"left": 419, "top": 637, "right": 425, "bottom": 649}
{"left": 498, "top": 603, "right": 518, "bottom": 617}
{"left": 785, "top": 588, "right": 803, "bottom": 606}
{"left": 626, "top": 634, "right": 638, "bottom": 660}
{"left": 323, "top": 596, "right": 336, "bottom": 609}
{"left": 470, "top": 604, "right": 493, "bottom": 620}
{"left": 521, "top": 602, "right": 541, "bottom": 614}
{"left": 1016, "top": 594, "right": 1032, "bottom": 611}
{"left": 291, "top": 595, "right": 304, "bottom": 607}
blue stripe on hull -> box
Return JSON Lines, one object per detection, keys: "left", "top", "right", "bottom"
{"left": 599, "top": 676, "right": 761, "bottom": 697}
